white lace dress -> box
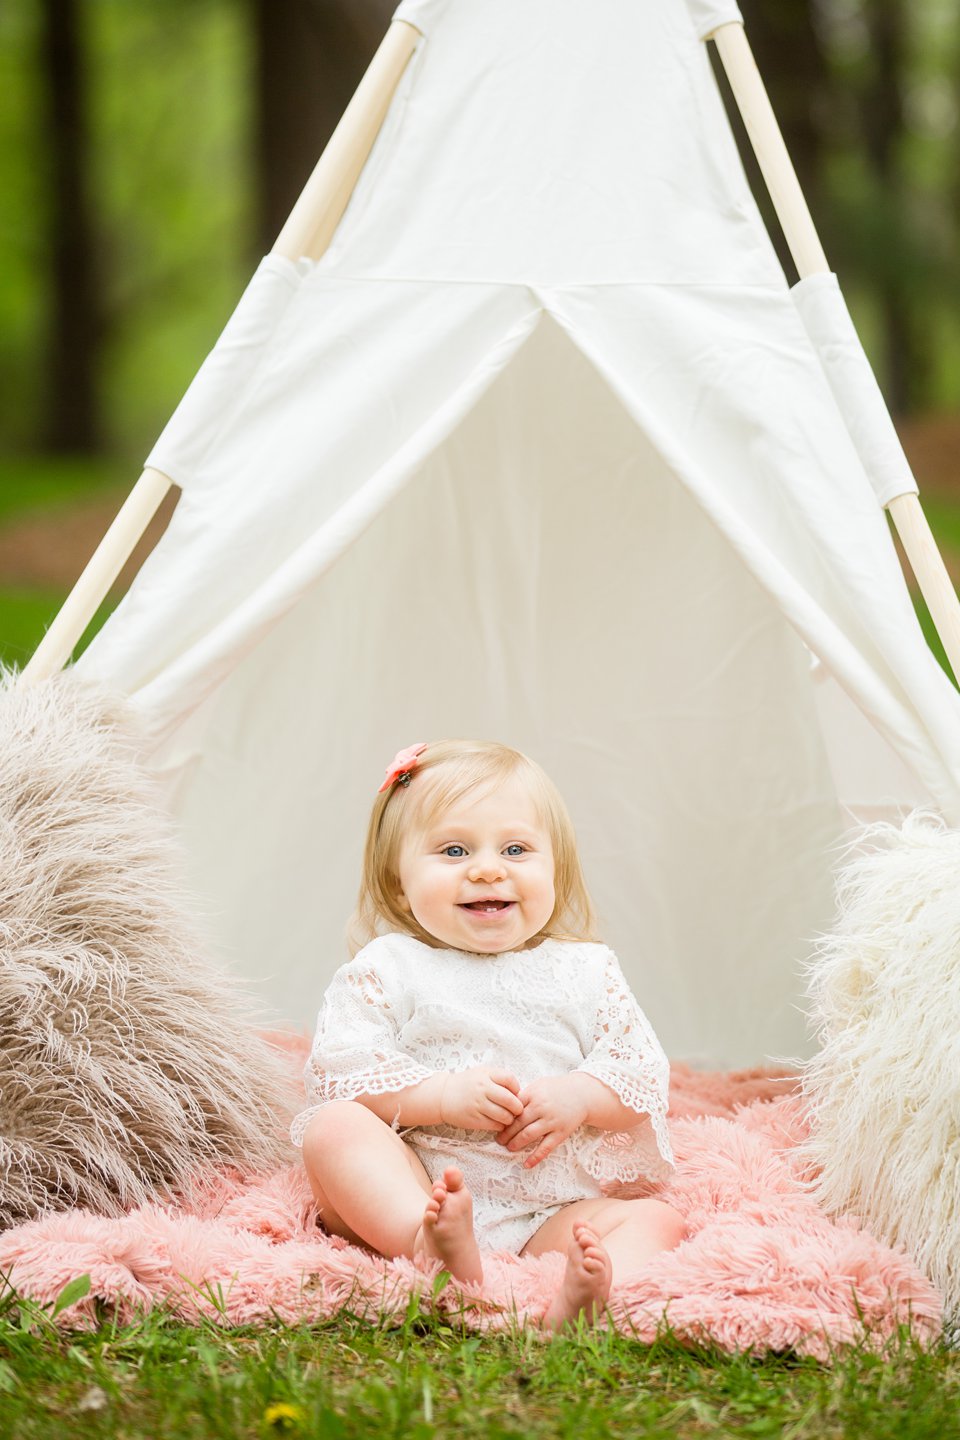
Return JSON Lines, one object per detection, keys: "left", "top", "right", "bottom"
{"left": 291, "top": 933, "right": 674, "bottom": 1253}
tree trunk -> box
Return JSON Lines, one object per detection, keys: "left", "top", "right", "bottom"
{"left": 860, "top": 0, "right": 922, "bottom": 414}
{"left": 252, "top": 0, "right": 395, "bottom": 255}
{"left": 738, "top": 0, "right": 828, "bottom": 205}
{"left": 723, "top": 0, "right": 830, "bottom": 284}
{"left": 38, "top": 0, "right": 102, "bottom": 453}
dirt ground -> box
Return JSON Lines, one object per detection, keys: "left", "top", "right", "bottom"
{"left": 0, "top": 484, "right": 179, "bottom": 593}
{"left": 0, "top": 414, "right": 958, "bottom": 594}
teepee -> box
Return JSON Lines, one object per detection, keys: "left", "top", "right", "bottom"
{"left": 21, "top": 0, "right": 960, "bottom": 1066}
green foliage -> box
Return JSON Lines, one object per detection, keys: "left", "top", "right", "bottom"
{"left": 0, "top": 0, "right": 252, "bottom": 456}
{"left": 2, "top": 0, "right": 960, "bottom": 461}
{"left": 0, "top": 1, "right": 47, "bottom": 447}
{"left": 90, "top": 0, "right": 254, "bottom": 451}
{"left": 814, "top": 1, "right": 960, "bottom": 411}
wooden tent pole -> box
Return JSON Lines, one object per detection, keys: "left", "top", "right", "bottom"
{"left": 20, "top": 466, "right": 173, "bottom": 687}
{"left": 19, "top": 18, "right": 421, "bottom": 688}
{"left": 712, "top": 19, "right": 960, "bottom": 687}
{"left": 272, "top": 19, "right": 420, "bottom": 262}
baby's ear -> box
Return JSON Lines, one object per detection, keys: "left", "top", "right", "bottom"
{"left": 394, "top": 887, "right": 412, "bottom": 915}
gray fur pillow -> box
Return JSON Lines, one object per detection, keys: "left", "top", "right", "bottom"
{"left": 0, "top": 670, "right": 292, "bottom": 1227}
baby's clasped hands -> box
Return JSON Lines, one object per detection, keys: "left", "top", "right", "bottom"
{"left": 496, "top": 1075, "right": 593, "bottom": 1168}
{"left": 438, "top": 1066, "right": 524, "bottom": 1131}
{"left": 438, "top": 1068, "right": 590, "bottom": 1167}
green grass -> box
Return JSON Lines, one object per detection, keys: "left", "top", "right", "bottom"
{"left": 0, "top": 456, "right": 128, "bottom": 528}
{"left": 1, "top": 1286, "right": 958, "bottom": 1440}
{"left": 0, "top": 589, "right": 67, "bottom": 669}
{"left": 0, "top": 455, "right": 128, "bottom": 671}
{"left": 918, "top": 497, "right": 960, "bottom": 556}
{"left": 0, "top": 589, "right": 117, "bottom": 671}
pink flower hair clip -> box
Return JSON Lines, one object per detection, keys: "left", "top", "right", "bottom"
{"left": 378, "top": 742, "right": 428, "bottom": 793}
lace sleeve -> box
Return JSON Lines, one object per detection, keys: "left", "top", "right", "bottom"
{"left": 574, "top": 947, "right": 674, "bottom": 1185}
{"left": 290, "top": 948, "right": 434, "bottom": 1146}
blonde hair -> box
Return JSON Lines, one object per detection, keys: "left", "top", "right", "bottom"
{"left": 349, "top": 739, "right": 598, "bottom": 953}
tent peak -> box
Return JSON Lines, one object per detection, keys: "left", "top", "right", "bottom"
{"left": 392, "top": 0, "right": 744, "bottom": 43}
{"left": 326, "top": 0, "right": 776, "bottom": 290}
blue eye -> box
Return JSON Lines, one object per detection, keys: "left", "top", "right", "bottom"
{"left": 504, "top": 844, "right": 526, "bottom": 857}
{"left": 443, "top": 845, "right": 466, "bottom": 858}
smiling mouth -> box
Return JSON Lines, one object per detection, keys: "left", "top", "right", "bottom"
{"left": 460, "top": 900, "right": 514, "bottom": 913}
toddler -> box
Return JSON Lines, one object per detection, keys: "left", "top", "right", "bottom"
{"left": 292, "top": 739, "right": 685, "bottom": 1330}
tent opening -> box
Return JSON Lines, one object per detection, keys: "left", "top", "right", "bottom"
{"left": 143, "top": 314, "right": 841, "bottom": 1066}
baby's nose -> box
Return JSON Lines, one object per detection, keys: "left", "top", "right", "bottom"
{"left": 468, "top": 851, "right": 506, "bottom": 880}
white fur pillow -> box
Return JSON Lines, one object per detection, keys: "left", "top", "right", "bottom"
{"left": 0, "top": 670, "right": 292, "bottom": 1227}
{"left": 803, "top": 813, "right": 960, "bottom": 1314}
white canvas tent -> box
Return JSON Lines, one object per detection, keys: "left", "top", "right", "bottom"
{"left": 23, "top": 0, "right": 960, "bottom": 1066}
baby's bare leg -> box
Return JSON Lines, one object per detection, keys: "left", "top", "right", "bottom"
{"left": 597, "top": 1198, "right": 687, "bottom": 1282}
{"left": 524, "top": 1197, "right": 686, "bottom": 1333}
{"left": 302, "top": 1100, "right": 435, "bottom": 1258}
{"left": 301, "top": 1103, "right": 484, "bottom": 1282}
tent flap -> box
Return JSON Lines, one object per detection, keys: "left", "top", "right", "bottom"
{"left": 392, "top": 0, "right": 445, "bottom": 34}
{"left": 684, "top": 0, "right": 743, "bottom": 40}
{"left": 792, "top": 273, "right": 919, "bottom": 508}
{"left": 145, "top": 256, "right": 308, "bottom": 491}
{"left": 80, "top": 279, "right": 543, "bottom": 742}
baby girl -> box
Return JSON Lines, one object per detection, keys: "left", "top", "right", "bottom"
{"left": 291, "top": 739, "right": 684, "bottom": 1330}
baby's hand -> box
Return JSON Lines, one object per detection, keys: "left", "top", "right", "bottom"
{"left": 496, "top": 1075, "right": 591, "bottom": 1167}
{"left": 441, "top": 1067, "right": 523, "bottom": 1131}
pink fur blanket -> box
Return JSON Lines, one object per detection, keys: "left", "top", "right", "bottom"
{"left": 0, "top": 1045, "right": 941, "bottom": 1357}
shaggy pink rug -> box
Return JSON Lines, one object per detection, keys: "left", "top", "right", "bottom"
{"left": 0, "top": 1041, "right": 941, "bottom": 1357}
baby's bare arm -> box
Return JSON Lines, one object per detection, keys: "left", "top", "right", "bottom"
{"left": 357, "top": 1068, "right": 522, "bottom": 1130}
{"left": 564, "top": 1073, "right": 654, "bottom": 1132}
{"left": 357, "top": 1074, "right": 447, "bottom": 1127}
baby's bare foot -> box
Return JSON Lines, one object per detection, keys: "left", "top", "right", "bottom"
{"left": 414, "top": 1167, "right": 483, "bottom": 1286}
{"left": 542, "top": 1223, "right": 612, "bottom": 1333}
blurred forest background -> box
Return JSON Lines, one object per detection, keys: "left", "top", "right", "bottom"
{"left": 1, "top": 0, "right": 960, "bottom": 664}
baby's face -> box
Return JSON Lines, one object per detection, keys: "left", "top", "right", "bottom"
{"left": 396, "top": 775, "right": 556, "bottom": 954}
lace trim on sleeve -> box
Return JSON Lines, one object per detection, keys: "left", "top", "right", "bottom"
{"left": 574, "top": 946, "right": 675, "bottom": 1183}
{"left": 290, "top": 1060, "right": 434, "bottom": 1147}
{"left": 574, "top": 1062, "right": 674, "bottom": 1183}
{"left": 289, "top": 946, "right": 435, "bottom": 1147}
